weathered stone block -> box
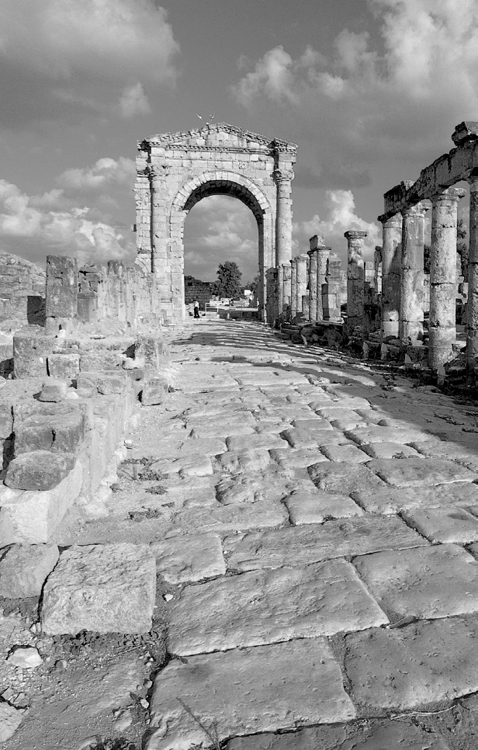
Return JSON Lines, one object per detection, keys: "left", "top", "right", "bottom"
{"left": 96, "top": 372, "right": 128, "bottom": 396}
{"left": 150, "top": 533, "right": 225, "bottom": 584}
{"left": 141, "top": 376, "right": 168, "bottom": 406}
{"left": 0, "top": 401, "right": 13, "bottom": 439}
{"left": 135, "top": 335, "right": 168, "bottom": 370}
{"left": 0, "top": 543, "right": 59, "bottom": 598}
{"left": 38, "top": 378, "right": 68, "bottom": 402}
{"left": 40, "top": 544, "right": 156, "bottom": 634}
{"left": 0, "top": 702, "right": 24, "bottom": 743}
{"left": 45, "top": 255, "right": 78, "bottom": 318}
{"left": 47, "top": 352, "right": 80, "bottom": 381}
{"left": 13, "top": 332, "right": 53, "bottom": 378}
{"left": 14, "top": 405, "right": 86, "bottom": 455}
{"left": 5, "top": 450, "right": 76, "bottom": 490}
{"left": 0, "top": 460, "right": 83, "bottom": 544}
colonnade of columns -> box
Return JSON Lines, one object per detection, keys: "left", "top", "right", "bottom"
{"left": 380, "top": 185, "right": 469, "bottom": 371}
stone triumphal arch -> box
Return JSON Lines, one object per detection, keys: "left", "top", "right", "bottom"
{"left": 134, "top": 122, "right": 297, "bottom": 323}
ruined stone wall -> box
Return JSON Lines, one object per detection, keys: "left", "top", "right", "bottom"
{"left": 184, "top": 276, "right": 213, "bottom": 307}
{"left": 0, "top": 252, "right": 45, "bottom": 330}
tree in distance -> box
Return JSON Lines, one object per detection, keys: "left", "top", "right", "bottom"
{"left": 213, "top": 261, "right": 242, "bottom": 298}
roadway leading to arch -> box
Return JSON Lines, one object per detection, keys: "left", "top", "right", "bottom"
{"left": 30, "top": 319, "right": 478, "bottom": 749}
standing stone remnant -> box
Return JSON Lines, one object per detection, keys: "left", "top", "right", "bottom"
{"left": 429, "top": 187, "right": 466, "bottom": 370}
{"left": 345, "top": 231, "right": 368, "bottom": 334}
{"left": 281, "top": 263, "right": 292, "bottom": 316}
{"left": 381, "top": 215, "right": 402, "bottom": 339}
{"left": 274, "top": 169, "right": 294, "bottom": 267}
{"left": 374, "top": 247, "right": 382, "bottom": 292}
{"left": 308, "top": 242, "right": 319, "bottom": 322}
{"left": 296, "top": 254, "right": 309, "bottom": 318}
{"left": 45, "top": 255, "right": 78, "bottom": 333}
{"left": 400, "top": 202, "right": 428, "bottom": 346}
{"left": 290, "top": 258, "right": 298, "bottom": 317}
{"left": 467, "top": 170, "right": 478, "bottom": 379}
{"left": 322, "top": 254, "right": 343, "bottom": 321}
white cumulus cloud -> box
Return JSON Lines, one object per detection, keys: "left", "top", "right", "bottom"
{"left": 118, "top": 82, "right": 151, "bottom": 118}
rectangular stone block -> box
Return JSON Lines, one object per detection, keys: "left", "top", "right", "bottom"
{"left": 14, "top": 404, "right": 86, "bottom": 455}
{"left": 45, "top": 255, "right": 78, "bottom": 318}
{"left": 168, "top": 559, "right": 388, "bottom": 656}
{"left": 5, "top": 450, "right": 76, "bottom": 490}
{"left": 345, "top": 617, "right": 478, "bottom": 712}
{"left": 224, "top": 516, "right": 427, "bottom": 572}
{"left": 41, "top": 543, "right": 156, "bottom": 634}
{"left": 150, "top": 533, "right": 226, "bottom": 584}
{"left": 13, "top": 332, "right": 53, "bottom": 378}
{"left": 367, "top": 458, "right": 476, "bottom": 487}
{"left": 0, "top": 460, "right": 83, "bottom": 544}
{"left": 146, "top": 639, "right": 355, "bottom": 750}
{"left": 47, "top": 352, "right": 80, "bottom": 381}
{"left": 352, "top": 482, "right": 478, "bottom": 514}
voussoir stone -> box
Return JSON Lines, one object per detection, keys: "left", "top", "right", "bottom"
{"left": 345, "top": 617, "right": 478, "bottom": 712}
{"left": 353, "top": 544, "right": 478, "bottom": 622}
{"left": 150, "top": 532, "right": 225, "bottom": 584}
{"left": 146, "top": 639, "right": 355, "bottom": 750}
{"left": 0, "top": 543, "right": 59, "bottom": 598}
{"left": 5, "top": 451, "right": 76, "bottom": 491}
{"left": 224, "top": 515, "right": 426, "bottom": 572}
{"left": 366, "top": 457, "right": 476, "bottom": 487}
{"left": 168, "top": 559, "right": 388, "bottom": 655}
{"left": 40, "top": 543, "right": 156, "bottom": 634}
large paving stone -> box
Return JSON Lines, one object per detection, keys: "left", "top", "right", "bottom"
{"left": 403, "top": 507, "right": 478, "bottom": 543}
{"left": 5, "top": 450, "right": 76, "bottom": 490}
{"left": 216, "top": 472, "right": 289, "bottom": 505}
{"left": 308, "top": 462, "right": 386, "bottom": 494}
{"left": 320, "top": 444, "right": 369, "bottom": 463}
{"left": 217, "top": 449, "right": 271, "bottom": 473}
{"left": 0, "top": 543, "right": 59, "bottom": 598}
{"left": 146, "top": 639, "right": 355, "bottom": 750}
{"left": 270, "top": 447, "right": 328, "bottom": 469}
{"left": 354, "top": 544, "right": 478, "bottom": 622}
{"left": 176, "top": 437, "right": 227, "bottom": 457}
{"left": 41, "top": 543, "right": 156, "bottom": 634}
{"left": 344, "top": 617, "right": 478, "bottom": 711}
{"left": 150, "top": 533, "right": 225, "bottom": 584}
{"left": 361, "top": 442, "right": 420, "bottom": 459}
{"left": 280, "top": 426, "right": 340, "bottom": 449}
{"left": 367, "top": 458, "right": 476, "bottom": 487}
{"left": 168, "top": 500, "right": 289, "bottom": 535}
{"left": 168, "top": 559, "right": 388, "bottom": 655}
{"left": 351, "top": 482, "right": 478, "bottom": 514}
{"left": 284, "top": 489, "right": 363, "bottom": 525}
{"left": 226, "top": 433, "right": 285, "bottom": 452}
{"left": 345, "top": 426, "right": 435, "bottom": 445}
{"left": 224, "top": 516, "right": 427, "bottom": 571}
{"left": 227, "top": 720, "right": 450, "bottom": 750}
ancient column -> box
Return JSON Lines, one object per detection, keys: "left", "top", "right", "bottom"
{"left": 429, "top": 187, "right": 466, "bottom": 370}
{"left": 277, "top": 264, "right": 284, "bottom": 317}
{"left": 308, "top": 246, "right": 318, "bottom": 321}
{"left": 317, "top": 245, "right": 330, "bottom": 320}
{"left": 296, "top": 254, "right": 309, "bottom": 318}
{"left": 374, "top": 246, "right": 382, "bottom": 292}
{"left": 344, "top": 230, "right": 367, "bottom": 333}
{"left": 282, "top": 262, "right": 292, "bottom": 315}
{"left": 274, "top": 169, "right": 293, "bottom": 266}
{"left": 290, "top": 258, "right": 298, "bottom": 317}
{"left": 467, "top": 171, "right": 478, "bottom": 378}
{"left": 381, "top": 214, "right": 402, "bottom": 339}
{"left": 45, "top": 255, "right": 78, "bottom": 333}
{"left": 399, "top": 203, "right": 427, "bottom": 347}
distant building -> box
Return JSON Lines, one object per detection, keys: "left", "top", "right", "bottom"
{"left": 184, "top": 275, "right": 213, "bottom": 307}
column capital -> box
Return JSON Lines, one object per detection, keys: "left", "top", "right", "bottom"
{"left": 401, "top": 201, "right": 430, "bottom": 218}
{"left": 344, "top": 230, "right": 368, "bottom": 241}
{"left": 309, "top": 234, "right": 326, "bottom": 250}
{"left": 273, "top": 168, "right": 294, "bottom": 184}
{"left": 431, "top": 186, "right": 467, "bottom": 204}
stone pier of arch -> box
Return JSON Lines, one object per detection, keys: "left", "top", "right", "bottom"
{"left": 134, "top": 122, "right": 297, "bottom": 326}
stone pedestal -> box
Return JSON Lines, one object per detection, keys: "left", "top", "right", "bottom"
{"left": 381, "top": 215, "right": 402, "bottom": 338}
{"left": 429, "top": 187, "right": 466, "bottom": 370}
{"left": 345, "top": 231, "right": 367, "bottom": 334}
{"left": 400, "top": 203, "right": 427, "bottom": 346}
{"left": 467, "top": 172, "right": 478, "bottom": 378}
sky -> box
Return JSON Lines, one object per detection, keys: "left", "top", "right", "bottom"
{"left": 1, "top": 0, "right": 478, "bottom": 284}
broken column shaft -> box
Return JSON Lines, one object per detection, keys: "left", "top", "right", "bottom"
{"left": 400, "top": 203, "right": 427, "bottom": 346}
{"left": 345, "top": 230, "right": 367, "bottom": 334}
{"left": 381, "top": 215, "right": 402, "bottom": 339}
{"left": 467, "top": 171, "right": 478, "bottom": 379}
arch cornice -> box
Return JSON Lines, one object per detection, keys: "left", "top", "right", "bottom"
{"left": 171, "top": 171, "right": 272, "bottom": 217}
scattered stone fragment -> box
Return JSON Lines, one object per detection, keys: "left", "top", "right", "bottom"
{"left": 7, "top": 646, "right": 43, "bottom": 668}
{"left": 0, "top": 702, "right": 24, "bottom": 742}
{"left": 147, "top": 639, "right": 355, "bottom": 749}
{"left": 0, "top": 543, "right": 59, "bottom": 598}
{"left": 5, "top": 451, "right": 76, "bottom": 491}
{"left": 344, "top": 617, "right": 478, "bottom": 711}
{"left": 403, "top": 507, "right": 478, "bottom": 543}
{"left": 150, "top": 533, "right": 225, "bottom": 584}
{"left": 41, "top": 544, "right": 156, "bottom": 634}
{"left": 168, "top": 559, "right": 387, "bottom": 655}
{"left": 367, "top": 457, "right": 476, "bottom": 487}
{"left": 354, "top": 544, "right": 478, "bottom": 622}
{"left": 224, "top": 515, "right": 426, "bottom": 572}
{"left": 38, "top": 378, "right": 68, "bottom": 402}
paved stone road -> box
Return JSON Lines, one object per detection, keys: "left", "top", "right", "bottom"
{"left": 86, "top": 320, "right": 478, "bottom": 749}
